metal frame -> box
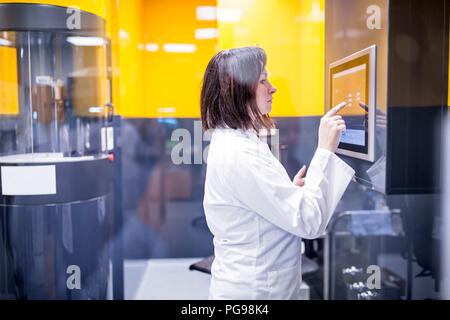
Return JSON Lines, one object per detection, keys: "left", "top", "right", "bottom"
{"left": 329, "top": 45, "right": 377, "bottom": 162}
{"left": 442, "top": 119, "right": 450, "bottom": 299}
{"left": 0, "top": 3, "right": 105, "bottom": 35}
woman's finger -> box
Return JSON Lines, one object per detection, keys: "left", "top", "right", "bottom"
{"left": 328, "top": 115, "right": 343, "bottom": 122}
{"left": 324, "top": 101, "right": 347, "bottom": 118}
{"left": 298, "top": 165, "right": 307, "bottom": 178}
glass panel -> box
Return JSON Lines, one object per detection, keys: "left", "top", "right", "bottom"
{"left": 0, "top": 30, "right": 114, "bottom": 300}
{"left": 0, "top": 197, "right": 112, "bottom": 300}
{"left": 326, "top": 210, "right": 406, "bottom": 300}
{"left": 0, "top": 31, "right": 110, "bottom": 162}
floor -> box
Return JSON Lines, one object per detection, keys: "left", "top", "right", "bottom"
{"left": 124, "top": 258, "right": 310, "bottom": 300}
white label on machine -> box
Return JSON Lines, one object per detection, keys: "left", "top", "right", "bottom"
{"left": 101, "top": 127, "right": 106, "bottom": 152}
{"left": 107, "top": 127, "right": 114, "bottom": 151}
{"left": 101, "top": 127, "right": 114, "bottom": 152}
{"left": 1, "top": 165, "right": 57, "bottom": 195}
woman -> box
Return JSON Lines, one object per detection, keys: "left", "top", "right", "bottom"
{"left": 201, "top": 47, "right": 355, "bottom": 299}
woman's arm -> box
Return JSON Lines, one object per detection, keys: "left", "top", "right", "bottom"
{"left": 223, "top": 144, "right": 354, "bottom": 239}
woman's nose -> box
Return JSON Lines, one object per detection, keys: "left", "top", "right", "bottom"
{"left": 270, "top": 85, "right": 277, "bottom": 94}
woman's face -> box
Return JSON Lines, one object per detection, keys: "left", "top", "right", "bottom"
{"left": 256, "top": 69, "right": 277, "bottom": 115}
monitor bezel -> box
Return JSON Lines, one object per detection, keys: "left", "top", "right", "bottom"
{"left": 329, "top": 45, "right": 376, "bottom": 162}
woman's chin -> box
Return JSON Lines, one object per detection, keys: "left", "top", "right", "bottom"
{"left": 258, "top": 107, "right": 272, "bottom": 116}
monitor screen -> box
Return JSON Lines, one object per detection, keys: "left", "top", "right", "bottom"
{"left": 329, "top": 46, "right": 376, "bottom": 162}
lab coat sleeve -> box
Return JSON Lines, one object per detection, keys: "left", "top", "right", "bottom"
{"left": 224, "top": 145, "right": 355, "bottom": 239}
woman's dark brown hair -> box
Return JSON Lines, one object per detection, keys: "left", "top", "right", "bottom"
{"left": 201, "top": 47, "right": 274, "bottom": 131}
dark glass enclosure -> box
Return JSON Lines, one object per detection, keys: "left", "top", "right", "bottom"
{"left": 0, "top": 4, "right": 115, "bottom": 300}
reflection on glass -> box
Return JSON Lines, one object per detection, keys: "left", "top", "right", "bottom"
{"left": 0, "top": 32, "right": 111, "bottom": 161}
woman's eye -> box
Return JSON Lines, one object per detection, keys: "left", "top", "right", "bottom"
{"left": 260, "top": 79, "right": 267, "bottom": 84}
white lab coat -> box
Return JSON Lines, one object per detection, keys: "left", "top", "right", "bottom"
{"left": 203, "top": 128, "right": 355, "bottom": 300}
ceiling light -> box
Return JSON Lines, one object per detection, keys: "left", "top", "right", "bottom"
{"left": 67, "top": 36, "right": 107, "bottom": 46}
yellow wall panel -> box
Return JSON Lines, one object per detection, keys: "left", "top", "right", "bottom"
{"left": 218, "top": 0, "right": 325, "bottom": 117}
{"left": 109, "top": 0, "right": 217, "bottom": 118}
{"left": 0, "top": 46, "right": 19, "bottom": 116}
{"left": 142, "top": 0, "right": 217, "bottom": 118}
{"left": 0, "top": 0, "right": 107, "bottom": 18}
{"left": 99, "top": 0, "right": 325, "bottom": 118}
{"left": 115, "top": 0, "right": 145, "bottom": 118}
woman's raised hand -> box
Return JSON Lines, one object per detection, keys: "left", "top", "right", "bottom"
{"left": 318, "top": 102, "right": 347, "bottom": 153}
